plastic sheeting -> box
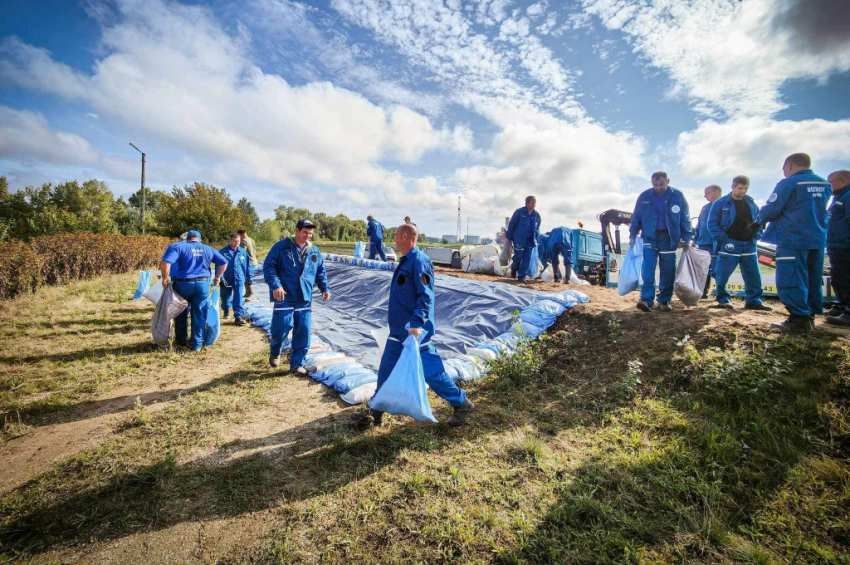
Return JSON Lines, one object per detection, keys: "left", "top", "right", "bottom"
{"left": 242, "top": 257, "right": 589, "bottom": 404}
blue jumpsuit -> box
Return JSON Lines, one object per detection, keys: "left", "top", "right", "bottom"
{"left": 263, "top": 238, "right": 329, "bottom": 370}
{"left": 367, "top": 219, "right": 386, "bottom": 261}
{"left": 694, "top": 201, "right": 717, "bottom": 286}
{"left": 219, "top": 244, "right": 251, "bottom": 319}
{"left": 374, "top": 247, "right": 467, "bottom": 408}
{"left": 162, "top": 240, "right": 228, "bottom": 350}
{"left": 708, "top": 194, "right": 764, "bottom": 306}
{"left": 827, "top": 185, "right": 850, "bottom": 311}
{"left": 759, "top": 169, "right": 831, "bottom": 317}
{"left": 629, "top": 187, "right": 693, "bottom": 305}
{"left": 543, "top": 227, "right": 572, "bottom": 282}
{"left": 506, "top": 207, "right": 542, "bottom": 281}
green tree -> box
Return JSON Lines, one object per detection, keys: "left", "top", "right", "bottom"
{"left": 236, "top": 197, "right": 260, "bottom": 231}
{"left": 155, "top": 182, "right": 251, "bottom": 243}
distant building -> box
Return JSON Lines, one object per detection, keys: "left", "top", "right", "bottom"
{"left": 424, "top": 236, "right": 441, "bottom": 243}
{"left": 442, "top": 235, "right": 458, "bottom": 243}
{"left": 463, "top": 234, "right": 481, "bottom": 244}
{"left": 480, "top": 237, "right": 494, "bottom": 245}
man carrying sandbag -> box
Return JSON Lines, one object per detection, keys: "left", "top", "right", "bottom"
{"left": 360, "top": 223, "right": 473, "bottom": 428}
{"left": 629, "top": 171, "right": 693, "bottom": 312}
{"left": 708, "top": 176, "right": 771, "bottom": 311}
{"left": 160, "top": 229, "right": 228, "bottom": 351}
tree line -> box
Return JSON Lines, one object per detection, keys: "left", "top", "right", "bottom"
{"left": 0, "top": 177, "right": 415, "bottom": 243}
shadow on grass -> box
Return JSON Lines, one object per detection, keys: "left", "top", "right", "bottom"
{"left": 15, "top": 307, "right": 817, "bottom": 560}
{"left": 0, "top": 341, "right": 158, "bottom": 365}
{"left": 499, "top": 333, "right": 846, "bottom": 563}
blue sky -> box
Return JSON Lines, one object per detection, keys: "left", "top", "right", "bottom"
{"left": 1, "top": 0, "right": 849, "bottom": 238}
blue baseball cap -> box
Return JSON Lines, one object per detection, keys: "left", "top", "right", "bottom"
{"left": 186, "top": 229, "right": 202, "bottom": 239}
{"left": 296, "top": 219, "right": 316, "bottom": 230}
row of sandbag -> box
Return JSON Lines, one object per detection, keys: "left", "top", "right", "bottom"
{"left": 324, "top": 253, "right": 395, "bottom": 271}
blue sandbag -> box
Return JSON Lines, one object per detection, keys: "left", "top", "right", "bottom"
{"left": 368, "top": 335, "right": 438, "bottom": 423}
{"left": 520, "top": 306, "right": 556, "bottom": 329}
{"left": 618, "top": 236, "right": 643, "bottom": 296}
{"left": 533, "top": 299, "right": 567, "bottom": 316}
{"left": 133, "top": 270, "right": 151, "bottom": 300}
{"left": 516, "top": 321, "right": 546, "bottom": 339}
{"left": 546, "top": 292, "right": 578, "bottom": 309}
{"left": 314, "top": 362, "right": 365, "bottom": 386}
{"left": 332, "top": 369, "right": 378, "bottom": 394}
{"left": 353, "top": 241, "right": 365, "bottom": 258}
{"left": 204, "top": 286, "right": 221, "bottom": 346}
{"left": 564, "top": 289, "right": 590, "bottom": 304}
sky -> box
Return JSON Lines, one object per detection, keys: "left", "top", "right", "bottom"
{"left": 1, "top": 0, "right": 849, "bottom": 239}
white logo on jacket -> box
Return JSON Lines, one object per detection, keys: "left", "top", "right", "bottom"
{"left": 768, "top": 193, "right": 778, "bottom": 203}
{"left": 670, "top": 205, "right": 680, "bottom": 214}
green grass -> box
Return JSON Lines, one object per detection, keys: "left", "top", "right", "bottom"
{"left": 0, "top": 274, "right": 847, "bottom": 563}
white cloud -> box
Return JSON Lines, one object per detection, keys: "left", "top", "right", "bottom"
{"left": 0, "top": 106, "right": 100, "bottom": 165}
{"left": 581, "top": 0, "right": 850, "bottom": 118}
{"left": 678, "top": 117, "right": 850, "bottom": 179}
{"left": 0, "top": 0, "right": 464, "bottom": 202}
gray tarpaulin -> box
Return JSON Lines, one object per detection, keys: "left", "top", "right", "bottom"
{"left": 245, "top": 262, "right": 543, "bottom": 368}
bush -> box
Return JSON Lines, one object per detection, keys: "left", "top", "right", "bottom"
{"left": 0, "top": 233, "right": 170, "bottom": 299}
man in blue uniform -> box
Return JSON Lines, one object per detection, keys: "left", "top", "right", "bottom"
{"left": 543, "top": 226, "right": 573, "bottom": 284}
{"left": 506, "top": 196, "right": 542, "bottom": 283}
{"left": 160, "top": 229, "right": 228, "bottom": 351}
{"left": 758, "top": 153, "right": 831, "bottom": 334}
{"left": 694, "top": 184, "right": 722, "bottom": 298}
{"left": 263, "top": 219, "right": 331, "bottom": 372}
{"left": 708, "top": 176, "right": 770, "bottom": 311}
{"left": 219, "top": 232, "right": 252, "bottom": 326}
{"left": 629, "top": 171, "right": 693, "bottom": 312}
{"left": 360, "top": 223, "right": 473, "bottom": 428}
{"left": 366, "top": 215, "right": 387, "bottom": 261}
{"left": 826, "top": 170, "right": 850, "bottom": 326}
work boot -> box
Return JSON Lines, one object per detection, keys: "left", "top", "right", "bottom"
{"left": 711, "top": 302, "right": 734, "bottom": 310}
{"left": 234, "top": 316, "right": 246, "bottom": 326}
{"left": 269, "top": 355, "right": 280, "bottom": 368}
{"left": 636, "top": 300, "right": 652, "bottom": 312}
{"left": 222, "top": 310, "right": 230, "bottom": 319}
{"left": 355, "top": 409, "right": 384, "bottom": 430}
{"left": 771, "top": 315, "right": 814, "bottom": 335}
{"left": 447, "top": 399, "right": 474, "bottom": 427}
{"left": 745, "top": 302, "right": 772, "bottom": 311}
{"left": 826, "top": 312, "right": 850, "bottom": 327}
{"left": 826, "top": 305, "right": 845, "bottom": 317}
{"left": 657, "top": 302, "right": 673, "bottom": 312}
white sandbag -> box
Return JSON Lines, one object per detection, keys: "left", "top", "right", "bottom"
{"left": 674, "top": 246, "right": 711, "bottom": 306}
{"left": 467, "top": 346, "right": 497, "bottom": 362}
{"left": 143, "top": 280, "right": 164, "bottom": 306}
{"left": 341, "top": 382, "right": 377, "bottom": 405}
{"left": 151, "top": 286, "right": 188, "bottom": 345}
{"left": 569, "top": 269, "right": 590, "bottom": 285}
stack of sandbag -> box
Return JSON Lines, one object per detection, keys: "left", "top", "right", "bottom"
{"left": 460, "top": 244, "right": 504, "bottom": 275}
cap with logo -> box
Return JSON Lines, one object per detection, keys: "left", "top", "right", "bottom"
{"left": 296, "top": 219, "right": 316, "bottom": 230}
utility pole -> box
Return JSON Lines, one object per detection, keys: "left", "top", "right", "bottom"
{"left": 456, "top": 195, "right": 462, "bottom": 242}
{"left": 129, "top": 142, "right": 146, "bottom": 235}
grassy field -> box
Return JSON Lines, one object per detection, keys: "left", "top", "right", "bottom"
{"left": 0, "top": 271, "right": 848, "bottom": 563}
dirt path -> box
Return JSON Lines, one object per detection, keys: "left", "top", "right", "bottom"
{"left": 0, "top": 314, "right": 268, "bottom": 496}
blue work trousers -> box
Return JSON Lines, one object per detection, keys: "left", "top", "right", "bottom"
{"left": 369, "top": 241, "right": 387, "bottom": 261}
{"left": 376, "top": 339, "right": 467, "bottom": 408}
{"left": 640, "top": 232, "right": 677, "bottom": 305}
{"left": 775, "top": 247, "right": 825, "bottom": 317}
{"left": 173, "top": 279, "right": 210, "bottom": 351}
{"left": 220, "top": 281, "right": 246, "bottom": 318}
{"left": 270, "top": 301, "right": 312, "bottom": 370}
{"left": 828, "top": 247, "right": 850, "bottom": 309}
{"left": 715, "top": 240, "right": 763, "bottom": 306}
{"left": 511, "top": 245, "right": 533, "bottom": 280}
{"left": 550, "top": 244, "right": 572, "bottom": 282}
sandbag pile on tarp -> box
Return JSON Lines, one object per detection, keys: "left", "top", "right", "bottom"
{"left": 460, "top": 244, "right": 505, "bottom": 275}
{"left": 324, "top": 253, "right": 395, "bottom": 271}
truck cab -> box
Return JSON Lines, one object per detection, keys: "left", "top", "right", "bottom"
{"left": 569, "top": 228, "right": 606, "bottom": 284}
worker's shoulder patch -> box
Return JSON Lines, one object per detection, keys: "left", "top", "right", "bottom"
{"left": 670, "top": 204, "right": 681, "bottom": 214}
{"left": 420, "top": 273, "right": 431, "bottom": 285}
{"left": 767, "top": 192, "right": 778, "bottom": 203}
{"left": 311, "top": 254, "right": 318, "bottom": 262}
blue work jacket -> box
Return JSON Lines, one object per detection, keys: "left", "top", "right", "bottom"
{"left": 219, "top": 245, "right": 251, "bottom": 285}
{"left": 263, "top": 238, "right": 328, "bottom": 303}
{"left": 629, "top": 187, "right": 693, "bottom": 245}
{"left": 828, "top": 185, "right": 850, "bottom": 250}
{"left": 388, "top": 246, "right": 436, "bottom": 345}
{"left": 162, "top": 240, "right": 227, "bottom": 279}
{"left": 708, "top": 194, "right": 761, "bottom": 245}
{"left": 506, "top": 207, "right": 541, "bottom": 247}
{"left": 694, "top": 202, "right": 715, "bottom": 247}
{"left": 367, "top": 220, "right": 384, "bottom": 243}
{"left": 759, "top": 169, "right": 831, "bottom": 249}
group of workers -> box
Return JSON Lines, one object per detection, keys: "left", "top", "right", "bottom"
{"left": 159, "top": 218, "right": 473, "bottom": 427}
{"left": 630, "top": 153, "right": 848, "bottom": 334}
{"left": 501, "top": 195, "right": 574, "bottom": 284}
